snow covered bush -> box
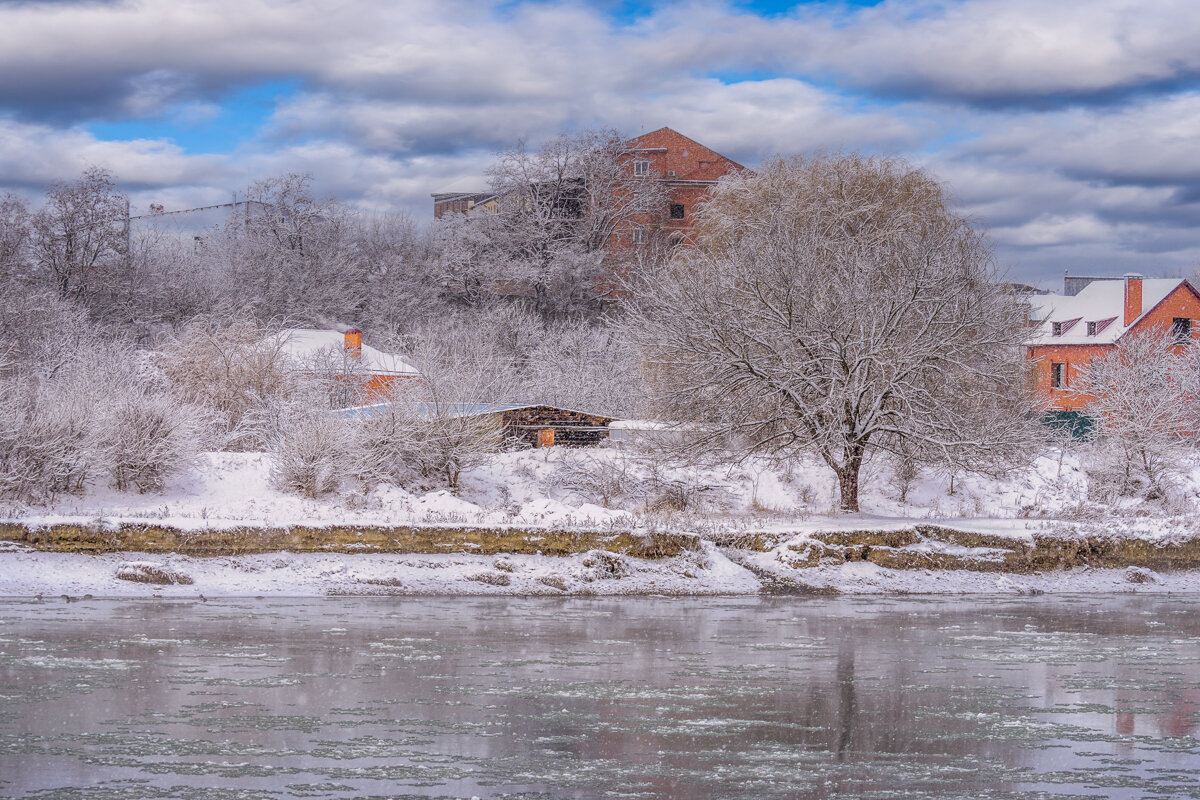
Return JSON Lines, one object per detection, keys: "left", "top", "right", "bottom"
{"left": 268, "top": 407, "right": 357, "bottom": 498}
{"left": 355, "top": 402, "right": 503, "bottom": 491}
{"left": 158, "top": 314, "right": 295, "bottom": 450}
{"left": 554, "top": 448, "right": 721, "bottom": 514}
{"left": 0, "top": 375, "right": 95, "bottom": 503}
{"left": 96, "top": 391, "right": 214, "bottom": 493}
{"left": 1074, "top": 332, "right": 1194, "bottom": 499}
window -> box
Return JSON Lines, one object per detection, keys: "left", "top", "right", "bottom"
{"left": 669, "top": 203, "right": 685, "bottom": 220}
{"left": 1086, "top": 321, "right": 1097, "bottom": 336}
{"left": 633, "top": 160, "right": 650, "bottom": 177}
{"left": 1051, "top": 363, "right": 1066, "bottom": 389}
{"left": 1052, "top": 321, "right": 1063, "bottom": 336}
{"left": 1173, "top": 317, "right": 1192, "bottom": 342}
{"left": 632, "top": 227, "right": 648, "bottom": 245}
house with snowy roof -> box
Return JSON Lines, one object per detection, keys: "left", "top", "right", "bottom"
{"left": 1025, "top": 273, "right": 1200, "bottom": 413}
{"left": 269, "top": 328, "right": 420, "bottom": 404}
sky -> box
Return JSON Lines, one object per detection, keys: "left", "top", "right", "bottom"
{"left": 1, "top": 0, "right": 1199, "bottom": 285}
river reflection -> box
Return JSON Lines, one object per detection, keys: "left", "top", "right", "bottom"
{"left": 1, "top": 596, "right": 1199, "bottom": 798}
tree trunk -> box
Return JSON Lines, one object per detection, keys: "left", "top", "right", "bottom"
{"left": 836, "top": 447, "right": 865, "bottom": 512}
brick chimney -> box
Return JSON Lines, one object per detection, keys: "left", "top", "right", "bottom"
{"left": 1123, "top": 274, "right": 1143, "bottom": 326}
{"left": 344, "top": 328, "right": 363, "bottom": 359}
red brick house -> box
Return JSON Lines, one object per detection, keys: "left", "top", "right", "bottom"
{"left": 617, "top": 127, "right": 746, "bottom": 247}
{"left": 1025, "top": 273, "right": 1200, "bottom": 412}
{"left": 430, "top": 127, "right": 745, "bottom": 247}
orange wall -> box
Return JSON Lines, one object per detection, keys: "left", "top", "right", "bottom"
{"left": 1029, "top": 284, "right": 1200, "bottom": 411}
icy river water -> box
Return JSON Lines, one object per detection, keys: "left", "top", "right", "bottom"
{"left": 1, "top": 596, "right": 1200, "bottom": 799}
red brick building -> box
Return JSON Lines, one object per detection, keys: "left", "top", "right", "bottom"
{"left": 618, "top": 127, "right": 746, "bottom": 247}
{"left": 430, "top": 127, "right": 745, "bottom": 247}
{"left": 1025, "top": 274, "right": 1200, "bottom": 412}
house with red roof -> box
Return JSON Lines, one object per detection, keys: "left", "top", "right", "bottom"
{"left": 1025, "top": 273, "right": 1200, "bottom": 412}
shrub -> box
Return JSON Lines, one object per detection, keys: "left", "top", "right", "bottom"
{"left": 158, "top": 314, "right": 294, "bottom": 450}
{"left": 268, "top": 408, "right": 356, "bottom": 498}
{"left": 97, "top": 391, "right": 213, "bottom": 493}
{"left": 0, "top": 376, "right": 95, "bottom": 503}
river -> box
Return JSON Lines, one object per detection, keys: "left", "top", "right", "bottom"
{"left": 1, "top": 596, "right": 1199, "bottom": 798}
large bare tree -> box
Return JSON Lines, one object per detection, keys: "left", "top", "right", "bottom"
{"left": 629, "top": 154, "right": 1034, "bottom": 511}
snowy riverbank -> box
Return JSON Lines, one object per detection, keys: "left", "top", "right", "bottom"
{"left": 3, "top": 540, "right": 1198, "bottom": 597}
{"left": 5, "top": 448, "right": 1200, "bottom": 596}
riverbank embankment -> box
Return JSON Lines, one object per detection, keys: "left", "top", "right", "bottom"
{"left": 4, "top": 521, "right": 1200, "bottom": 596}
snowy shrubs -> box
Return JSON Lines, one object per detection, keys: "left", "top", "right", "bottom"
{"left": 158, "top": 314, "right": 294, "bottom": 450}
{"left": 98, "top": 392, "right": 213, "bottom": 493}
{"left": 268, "top": 408, "right": 357, "bottom": 498}
{"left": 0, "top": 370, "right": 212, "bottom": 502}
{"left": 555, "top": 449, "right": 718, "bottom": 514}
{"left": 353, "top": 402, "right": 502, "bottom": 491}
{"left": 0, "top": 377, "right": 95, "bottom": 502}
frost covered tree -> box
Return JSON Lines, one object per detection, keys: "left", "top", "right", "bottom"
{"left": 213, "top": 173, "right": 369, "bottom": 323}
{"left": 629, "top": 154, "right": 1035, "bottom": 511}
{"left": 439, "top": 129, "right": 669, "bottom": 320}
{"left": 31, "top": 167, "right": 128, "bottom": 303}
{"left": 0, "top": 193, "right": 31, "bottom": 284}
{"left": 157, "top": 313, "right": 297, "bottom": 450}
{"left": 1074, "top": 331, "right": 1195, "bottom": 497}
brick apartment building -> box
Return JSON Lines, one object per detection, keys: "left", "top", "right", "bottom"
{"left": 430, "top": 127, "right": 745, "bottom": 247}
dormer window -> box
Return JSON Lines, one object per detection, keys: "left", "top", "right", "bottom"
{"left": 1086, "top": 321, "right": 1097, "bottom": 336}
{"left": 1050, "top": 317, "right": 1082, "bottom": 336}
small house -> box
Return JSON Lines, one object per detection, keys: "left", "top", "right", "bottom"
{"left": 271, "top": 328, "right": 420, "bottom": 404}
{"left": 1025, "top": 273, "right": 1200, "bottom": 415}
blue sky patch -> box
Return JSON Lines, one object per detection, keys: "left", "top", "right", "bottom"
{"left": 87, "top": 80, "right": 298, "bottom": 154}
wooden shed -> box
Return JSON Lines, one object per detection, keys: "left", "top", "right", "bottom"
{"left": 492, "top": 405, "right": 619, "bottom": 448}
{"left": 335, "top": 402, "right": 620, "bottom": 448}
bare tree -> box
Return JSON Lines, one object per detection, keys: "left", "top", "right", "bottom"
{"left": 628, "top": 154, "right": 1035, "bottom": 511}
{"left": 0, "top": 193, "right": 31, "bottom": 284}
{"left": 31, "top": 167, "right": 128, "bottom": 303}
{"left": 1074, "top": 331, "right": 1194, "bottom": 497}
{"left": 475, "top": 129, "right": 670, "bottom": 320}
{"left": 215, "top": 173, "right": 368, "bottom": 323}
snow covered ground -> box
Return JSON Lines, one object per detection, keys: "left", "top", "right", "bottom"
{"left": 3, "top": 446, "right": 1200, "bottom": 596}
{"left": 0, "top": 445, "right": 1167, "bottom": 533}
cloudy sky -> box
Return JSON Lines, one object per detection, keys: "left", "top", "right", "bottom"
{"left": 1, "top": 0, "right": 1198, "bottom": 285}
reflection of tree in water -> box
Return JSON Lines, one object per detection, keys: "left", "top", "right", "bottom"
{"left": 836, "top": 638, "right": 855, "bottom": 760}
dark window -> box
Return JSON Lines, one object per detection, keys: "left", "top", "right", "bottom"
{"left": 670, "top": 203, "right": 685, "bottom": 220}
{"left": 1052, "top": 321, "right": 1063, "bottom": 336}
{"left": 1172, "top": 317, "right": 1192, "bottom": 342}
{"left": 1086, "top": 321, "right": 1097, "bottom": 336}
{"left": 1051, "top": 363, "right": 1066, "bottom": 389}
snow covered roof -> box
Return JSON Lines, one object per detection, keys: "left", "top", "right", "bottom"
{"left": 334, "top": 402, "right": 619, "bottom": 421}
{"left": 270, "top": 329, "right": 419, "bottom": 376}
{"left": 1025, "top": 278, "right": 1196, "bottom": 346}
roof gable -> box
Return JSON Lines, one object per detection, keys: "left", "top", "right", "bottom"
{"left": 1025, "top": 278, "right": 1200, "bottom": 346}
{"left": 270, "top": 329, "right": 419, "bottom": 376}
{"left": 625, "top": 127, "right": 746, "bottom": 174}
